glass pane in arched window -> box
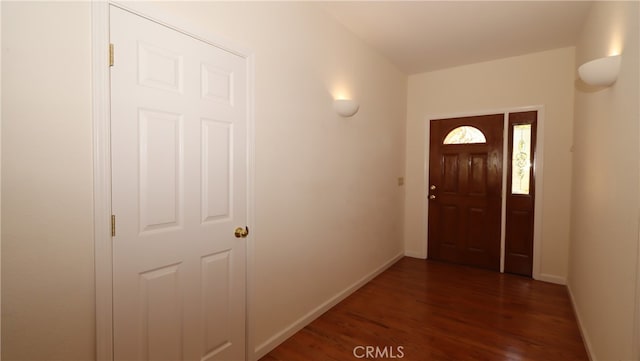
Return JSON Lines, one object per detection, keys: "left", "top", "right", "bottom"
{"left": 443, "top": 126, "right": 487, "bottom": 144}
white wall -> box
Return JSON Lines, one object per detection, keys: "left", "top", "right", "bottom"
{"left": 0, "top": 3, "right": 3, "bottom": 357}
{"left": 404, "top": 47, "right": 576, "bottom": 282}
{"left": 568, "top": 2, "right": 640, "bottom": 360}
{"left": 1, "top": 2, "right": 95, "bottom": 360}
{"left": 1, "top": 2, "right": 407, "bottom": 359}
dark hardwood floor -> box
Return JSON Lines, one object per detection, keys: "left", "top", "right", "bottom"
{"left": 260, "top": 257, "right": 588, "bottom": 361}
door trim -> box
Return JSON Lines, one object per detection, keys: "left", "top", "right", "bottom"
{"left": 420, "top": 106, "right": 549, "bottom": 282}
{"left": 91, "top": 3, "right": 256, "bottom": 360}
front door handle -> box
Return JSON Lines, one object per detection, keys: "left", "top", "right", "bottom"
{"left": 234, "top": 226, "right": 249, "bottom": 238}
{"left": 429, "top": 195, "right": 436, "bottom": 200}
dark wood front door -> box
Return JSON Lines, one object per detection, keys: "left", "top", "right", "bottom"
{"left": 427, "top": 114, "right": 504, "bottom": 271}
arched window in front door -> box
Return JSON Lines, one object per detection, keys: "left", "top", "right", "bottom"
{"left": 442, "top": 126, "right": 487, "bottom": 144}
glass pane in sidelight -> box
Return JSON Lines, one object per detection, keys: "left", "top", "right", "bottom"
{"left": 511, "top": 124, "right": 532, "bottom": 195}
{"left": 443, "top": 126, "right": 487, "bottom": 144}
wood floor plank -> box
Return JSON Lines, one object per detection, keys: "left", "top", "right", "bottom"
{"left": 260, "top": 258, "right": 588, "bottom": 361}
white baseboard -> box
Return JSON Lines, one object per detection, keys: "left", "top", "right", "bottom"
{"left": 404, "top": 250, "right": 426, "bottom": 259}
{"left": 536, "top": 273, "right": 567, "bottom": 285}
{"left": 567, "top": 284, "right": 595, "bottom": 361}
{"left": 252, "top": 252, "right": 405, "bottom": 360}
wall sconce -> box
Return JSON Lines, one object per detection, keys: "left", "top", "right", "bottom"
{"left": 578, "top": 54, "right": 622, "bottom": 87}
{"left": 333, "top": 99, "right": 359, "bottom": 117}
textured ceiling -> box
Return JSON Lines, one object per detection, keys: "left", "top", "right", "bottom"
{"left": 322, "top": 1, "right": 593, "bottom": 74}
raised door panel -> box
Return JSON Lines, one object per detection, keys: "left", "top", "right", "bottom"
{"left": 201, "top": 63, "right": 233, "bottom": 106}
{"left": 201, "top": 119, "right": 233, "bottom": 223}
{"left": 199, "top": 58, "right": 245, "bottom": 122}
{"left": 138, "top": 41, "right": 184, "bottom": 93}
{"left": 139, "top": 264, "right": 183, "bottom": 361}
{"left": 138, "top": 109, "right": 184, "bottom": 233}
{"left": 440, "top": 205, "right": 459, "bottom": 247}
{"left": 468, "top": 153, "right": 488, "bottom": 195}
{"left": 435, "top": 204, "right": 459, "bottom": 263}
{"left": 467, "top": 207, "right": 488, "bottom": 252}
{"left": 505, "top": 209, "right": 534, "bottom": 275}
{"left": 441, "top": 154, "right": 459, "bottom": 193}
{"left": 201, "top": 251, "right": 232, "bottom": 360}
{"left": 506, "top": 210, "right": 533, "bottom": 256}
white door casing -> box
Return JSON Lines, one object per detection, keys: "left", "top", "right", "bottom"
{"left": 110, "top": 6, "right": 248, "bottom": 360}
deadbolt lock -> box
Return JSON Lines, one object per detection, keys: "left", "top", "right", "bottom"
{"left": 234, "top": 226, "right": 249, "bottom": 238}
{"left": 430, "top": 185, "right": 436, "bottom": 190}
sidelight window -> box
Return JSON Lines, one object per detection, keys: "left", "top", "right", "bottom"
{"left": 511, "top": 124, "right": 532, "bottom": 195}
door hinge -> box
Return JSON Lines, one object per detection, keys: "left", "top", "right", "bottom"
{"left": 109, "top": 43, "right": 114, "bottom": 67}
{"left": 111, "top": 214, "right": 116, "bottom": 237}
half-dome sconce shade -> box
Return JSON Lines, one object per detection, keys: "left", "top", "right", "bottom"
{"left": 578, "top": 54, "right": 621, "bottom": 87}
{"left": 333, "top": 99, "right": 359, "bottom": 117}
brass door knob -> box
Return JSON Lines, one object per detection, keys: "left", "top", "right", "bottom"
{"left": 234, "top": 226, "right": 249, "bottom": 238}
{"left": 429, "top": 195, "right": 436, "bottom": 200}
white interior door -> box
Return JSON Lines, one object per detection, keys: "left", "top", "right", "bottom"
{"left": 110, "top": 6, "right": 248, "bottom": 360}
